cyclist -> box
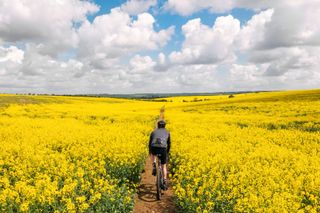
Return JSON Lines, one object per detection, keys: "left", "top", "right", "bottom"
{"left": 149, "top": 120, "right": 171, "bottom": 190}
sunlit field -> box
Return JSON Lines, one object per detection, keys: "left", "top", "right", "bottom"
{"left": 0, "top": 89, "right": 319, "bottom": 212}
{"left": 167, "top": 90, "right": 320, "bottom": 212}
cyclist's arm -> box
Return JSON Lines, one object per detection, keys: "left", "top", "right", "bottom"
{"left": 149, "top": 132, "right": 153, "bottom": 154}
{"left": 167, "top": 133, "right": 171, "bottom": 153}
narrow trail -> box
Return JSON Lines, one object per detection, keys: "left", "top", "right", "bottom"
{"left": 134, "top": 106, "right": 176, "bottom": 212}
{"left": 133, "top": 157, "right": 176, "bottom": 213}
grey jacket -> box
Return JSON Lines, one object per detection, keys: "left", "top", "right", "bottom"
{"left": 149, "top": 128, "right": 171, "bottom": 152}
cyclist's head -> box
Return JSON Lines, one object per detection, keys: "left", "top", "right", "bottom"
{"left": 157, "top": 120, "right": 166, "bottom": 128}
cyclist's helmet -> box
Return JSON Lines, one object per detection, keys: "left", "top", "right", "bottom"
{"left": 157, "top": 120, "right": 166, "bottom": 128}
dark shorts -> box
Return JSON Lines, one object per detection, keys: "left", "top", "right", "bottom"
{"left": 150, "top": 147, "right": 167, "bottom": 164}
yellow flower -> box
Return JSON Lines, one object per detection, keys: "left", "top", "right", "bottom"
{"left": 0, "top": 90, "right": 319, "bottom": 212}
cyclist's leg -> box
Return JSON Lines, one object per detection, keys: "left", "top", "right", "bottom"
{"left": 150, "top": 147, "right": 157, "bottom": 176}
{"left": 159, "top": 148, "right": 168, "bottom": 190}
{"left": 149, "top": 146, "right": 156, "bottom": 163}
{"left": 150, "top": 153, "right": 156, "bottom": 163}
{"left": 162, "top": 163, "right": 167, "bottom": 179}
{"left": 159, "top": 148, "right": 167, "bottom": 179}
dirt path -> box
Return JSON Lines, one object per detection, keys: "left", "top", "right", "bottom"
{"left": 133, "top": 157, "right": 176, "bottom": 213}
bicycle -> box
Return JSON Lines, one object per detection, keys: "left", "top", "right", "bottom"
{"left": 155, "top": 153, "right": 164, "bottom": 200}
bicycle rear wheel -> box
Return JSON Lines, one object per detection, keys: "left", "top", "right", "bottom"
{"left": 156, "top": 159, "right": 162, "bottom": 200}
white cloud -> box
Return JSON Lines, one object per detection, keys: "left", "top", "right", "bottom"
{"left": 16, "top": 45, "right": 86, "bottom": 79}
{"left": 0, "top": 0, "right": 320, "bottom": 93}
{"left": 236, "top": 9, "right": 274, "bottom": 50}
{"left": 230, "top": 64, "right": 259, "bottom": 81}
{"left": 121, "top": 0, "right": 157, "bottom": 15}
{"left": 129, "top": 54, "right": 156, "bottom": 74}
{"left": 232, "top": 2, "right": 320, "bottom": 81}
{"left": 0, "top": 45, "right": 90, "bottom": 93}
{"left": 158, "top": 53, "right": 166, "bottom": 65}
{"left": 165, "top": 0, "right": 319, "bottom": 16}
{"left": 169, "top": 15, "right": 240, "bottom": 65}
{"left": 259, "top": 2, "right": 320, "bottom": 49}
{"left": 226, "top": 46, "right": 320, "bottom": 91}
{"left": 165, "top": 0, "right": 234, "bottom": 16}
{"left": 78, "top": 8, "right": 174, "bottom": 68}
{"left": 164, "top": 1, "right": 320, "bottom": 92}
{"left": 153, "top": 53, "right": 171, "bottom": 72}
{"left": 261, "top": 47, "right": 320, "bottom": 76}
{"left": 0, "top": 2, "right": 176, "bottom": 94}
{"left": 0, "top": 46, "right": 24, "bottom": 77}
{"left": 0, "top": 46, "right": 24, "bottom": 63}
{"left": 0, "top": 0, "right": 99, "bottom": 56}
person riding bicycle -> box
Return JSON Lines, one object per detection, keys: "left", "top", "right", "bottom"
{"left": 149, "top": 120, "right": 171, "bottom": 190}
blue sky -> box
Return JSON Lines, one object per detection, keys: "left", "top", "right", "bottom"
{"left": 0, "top": 0, "right": 319, "bottom": 94}
{"left": 90, "top": 1, "right": 256, "bottom": 56}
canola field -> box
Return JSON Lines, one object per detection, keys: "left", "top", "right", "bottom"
{"left": 0, "top": 89, "right": 320, "bottom": 212}
{"left": 0, "top": 96, "right": 154, "bottom": 212}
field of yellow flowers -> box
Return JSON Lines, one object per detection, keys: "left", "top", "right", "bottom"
{"left": 0, "top": 89, "right": 319, "bottom": 212}
{"left": 167, "top": 90, "right": 320, "bottom": 212}
{"left": 0, "top": 95, "right": 157, "bottom": 212}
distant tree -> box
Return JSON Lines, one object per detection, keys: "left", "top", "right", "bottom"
{"left": 229, "top": 94, "right": 235, "bottom": 98}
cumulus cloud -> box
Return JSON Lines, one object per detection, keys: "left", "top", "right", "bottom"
{"left": 154, "top": 52, "right": 171, "bottom": 72}
{"left": 78, "top": 8, "right": 174, "bottom": 69}
{"left": 165, "top": 0, "right": 234, "bottom": 16}
{"left": 236, "top": 9, "right": 274, "bottom": 50}
{"left": 121, "top": 0, "right": 157, "bottom": 15}
{"left": 231, "top": 64, "right": 257, "bottom": 81}
{"left": 0, "top": 0, "right": 320, "bottom": 93}
{"left": 0, "top": 0, "right": 99, "bottom": 56}
{"left": 164, "top": 0, "right": 318, "bottom": 16}
{"left": 164, "top": 0, "right": 320, "bottom": 92}
{"left": 232, "top": 2, "right": 320, "bottom": 82}
{"left": 0, "top": 46, "right": 24, "bottom": 63}
{"left": 259, "top": 2, "right": 320, "bottom": 49}
{"left": 0, "top": 1, "right": 176, "bottom": 93}
{"left": 228, "top": 46, "right": 320, "bottom": 90}
{"left": 129, "top": 54, "right": 156, "bottom": 74}
{"left": 167, "top": 0, "right": 320, "bottom": 50}
{"left": 0, "top": 46, "right": 24, "bottom": 77}
{"left": 0, "top": 45, "right": 91, "bottom": 93}
{"left": 260, "top": 47, "right": 320, "bottom": 76}
{"left": 169, "top": 15, "right": 240, "bottom": 65}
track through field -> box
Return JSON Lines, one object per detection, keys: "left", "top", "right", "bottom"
{"left": 133, "top": 158, "right": 176, "bottom": 213}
